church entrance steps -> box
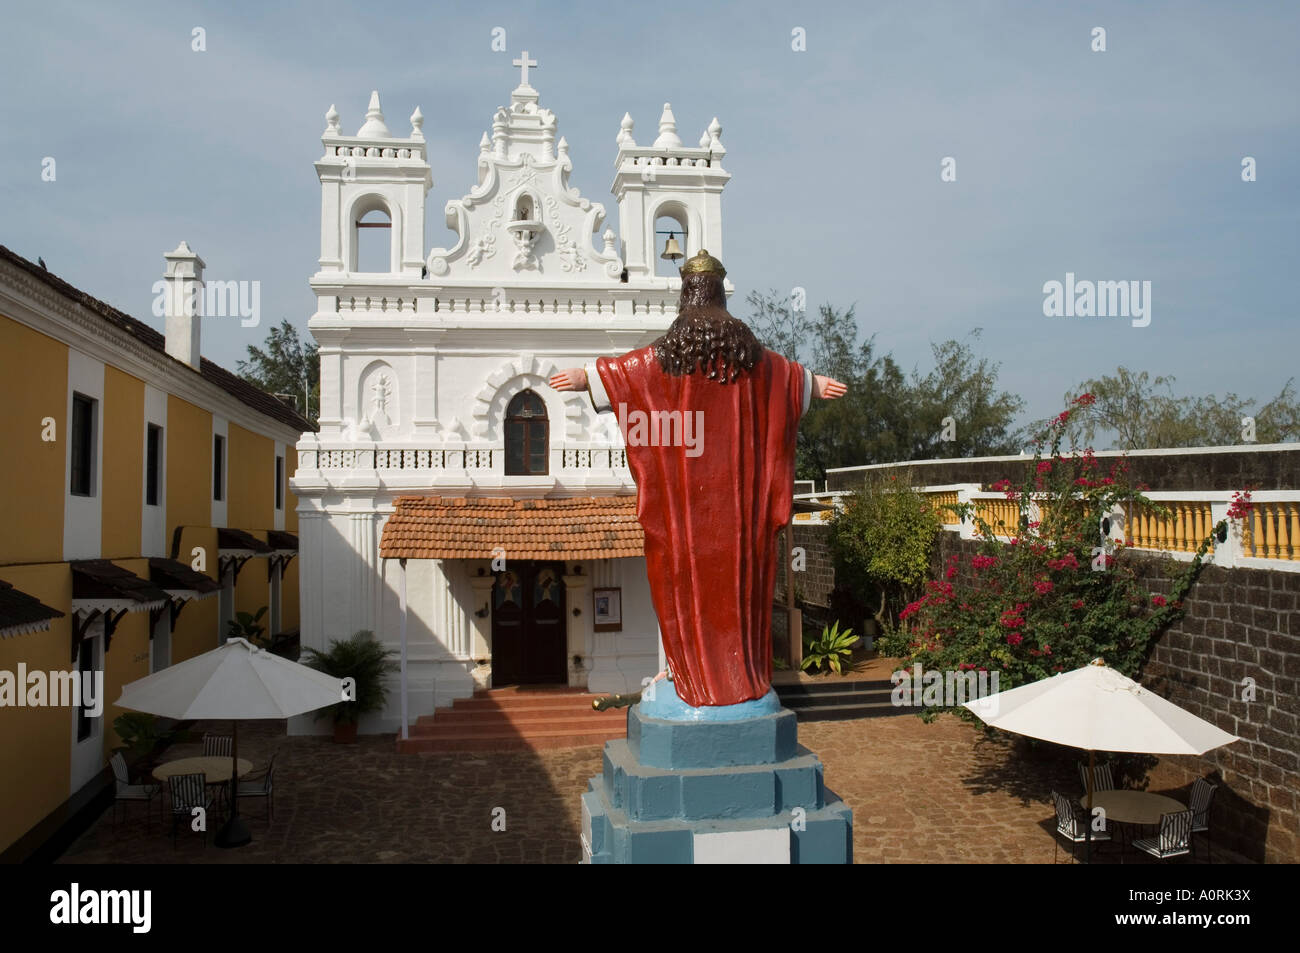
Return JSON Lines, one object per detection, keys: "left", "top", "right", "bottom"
{"left": 774, "top": 679, "right": 923, "bottom": 722}
{"left": 396, "top": 686, "right": 627, "bottom": 753}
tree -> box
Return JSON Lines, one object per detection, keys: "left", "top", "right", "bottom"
{"left": 904, "top": 332, "right": 1026, "bottom": 459}
{"left": 237, "top": 319, "right": 319, "bottom": 427}
{"left": 745, "top": 291, "right": 1024, "bottom": 480}
{"left": 1047, "top": 366, "right": 1300, "bottom": 449}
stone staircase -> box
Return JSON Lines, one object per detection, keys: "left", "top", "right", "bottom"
{"left": 774, "top": 675, "right": 923, "bottom": 721}
{"left": 396, "top": 686, "right": 628, "bottom": 753}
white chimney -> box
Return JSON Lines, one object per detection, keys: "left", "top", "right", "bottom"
{"left": 163, "top": 241, "right": 205, "bottom": 370}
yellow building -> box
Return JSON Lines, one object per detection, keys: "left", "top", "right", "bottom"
{"left": 0, "top": 242, "right": 313, "bottom": 859}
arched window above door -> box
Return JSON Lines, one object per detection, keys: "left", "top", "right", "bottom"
{"left": 505, "top": 390, "right": 548, "bottom": 475}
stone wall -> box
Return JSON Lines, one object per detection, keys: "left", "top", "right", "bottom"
{"left": 930, "top": 530, "right": 1300, "bottom": 863}
{"left": 776, "top": 524, "right": 836, "bottom": 609}
{"left": 826, "top": 445, "right": 1300, "bottom": 493}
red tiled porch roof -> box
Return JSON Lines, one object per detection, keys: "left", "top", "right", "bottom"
{"left": 379, "top": 496, "right": 644, "bottom": 560}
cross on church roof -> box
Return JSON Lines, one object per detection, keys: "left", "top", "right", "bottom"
{"left": 513, "top": 50, "right": 538, "bottom": 88}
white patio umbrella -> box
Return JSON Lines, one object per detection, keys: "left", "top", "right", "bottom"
{"left": 963, "top": 658, "right": 1239, "bottom": 861}
{"left": 116, "top": 637, "right": 345, "bottom": 847}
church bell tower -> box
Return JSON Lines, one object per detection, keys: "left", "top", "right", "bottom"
{"left": 315, "top": 91, "right": 433, "bottom": 279}
{"left": 611, "top": 104, "right": 729, "bottom": 282}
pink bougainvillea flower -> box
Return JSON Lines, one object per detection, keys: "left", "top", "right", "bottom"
{"left": 1007, "top": 632, "right": 1023, "bottom": 646}
{"left": 1227, "top": 489, "right": 1254, "bottom": 520}
{"left": 1152, "top": 595, "right": 1167, "bottom": 607}
{"left": 1034, "top": 580, "right": 1054, "bottom": 595}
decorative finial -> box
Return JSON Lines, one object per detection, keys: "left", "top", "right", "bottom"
{"left": 653, "top": 103, "right": 683, "bottom": 149}
{"left": 325, "top": 104, "right": 340, "bottom": 134}
{"left": 410, "top": 106, "right": 424, "bottom": 140}
{"left": 699, "top": 129, "right": 710, "bottom": 148}
{"left": 356, "top": 90, "right": 391, "bottom": 138}
{"left": 617, "top": 112, "right": 636, "bottom": 147}
{"left": 479, "top": 132, "right": 492, "bottom": 154}
{"left": 708, "top": 116, "right": 722, "bottom": 146}
{"left": 680, "top": 249, "right": 726, "bottom": 278}
{"left": 557, "top": 135, "right": 569, "bottom": 156}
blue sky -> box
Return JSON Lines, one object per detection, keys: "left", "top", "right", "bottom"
{"left": 3, "top": 0, "right": 1296, "bottom": 436}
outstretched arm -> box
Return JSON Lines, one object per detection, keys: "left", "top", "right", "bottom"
{"left": 549, "top": 368, "right": 587, "bottom": 391}
{"left": 813, "top": 374, "right": 847, "bottom": 400}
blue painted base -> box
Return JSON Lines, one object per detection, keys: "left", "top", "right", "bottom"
{"left": 582, "top": 685, "right": 853, "bottom": 864}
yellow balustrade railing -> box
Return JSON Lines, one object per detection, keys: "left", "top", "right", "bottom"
{"left": 1126, "top": 501, "right": 1217, "bottom": 555}
{"left": 924, "top": 490, "right": 963, "bottom": 526}
{"left": 974, "top": 498, "right": 1020, "bottom": 536}
{"left": 1243, "top": 502, "right": 1300, "bottom": 560}
{"left": 914, "top": 486, "right": 1299, "bottom": 563}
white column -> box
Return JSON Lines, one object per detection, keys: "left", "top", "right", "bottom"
{"left": 399, "top": 558, "right": 409, "bottom": 739}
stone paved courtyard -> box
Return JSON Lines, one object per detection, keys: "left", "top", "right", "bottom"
{"left": 58, "top": 714, "right": 1247, "bottom": 864}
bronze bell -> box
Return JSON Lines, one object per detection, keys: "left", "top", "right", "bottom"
{"left": 660, "top": 232, "right": 684, "bottom": 263}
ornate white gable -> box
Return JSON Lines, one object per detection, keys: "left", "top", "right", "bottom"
{"left": 426, "top": 60, "right": 623, "bottom": 282}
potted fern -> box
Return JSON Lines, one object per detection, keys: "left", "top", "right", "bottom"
{"left": 301, "top": 630, "right": 399, "bottom": 743}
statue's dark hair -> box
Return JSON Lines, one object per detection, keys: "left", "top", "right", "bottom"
{"left": 653, "top": 272, "right": 761, "bottom": 382}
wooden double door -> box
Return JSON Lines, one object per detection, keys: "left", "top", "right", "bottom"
{"left": 491, "top": 561, "right": 566, "bottom": 685}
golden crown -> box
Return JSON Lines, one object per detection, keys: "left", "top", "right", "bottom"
{"left": 680, "top": 249, "right": 726, "bottom": 278}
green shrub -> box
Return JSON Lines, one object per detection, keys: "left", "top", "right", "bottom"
{"left": 828, "top": 470, "right": 942, "bottom": 630}
{"left": 801, "top": 621, "right": 857, "bottom": 675}
{"left": 301, "top": 630, "right": 399, "bottom": 725}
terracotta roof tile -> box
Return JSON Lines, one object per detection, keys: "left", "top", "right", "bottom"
{"left": 379, "top": 496, "right": 644, "bottom": 560}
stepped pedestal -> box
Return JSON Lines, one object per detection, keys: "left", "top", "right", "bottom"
{"left": 581, "top": 680, "right": 852, "bottom": 863}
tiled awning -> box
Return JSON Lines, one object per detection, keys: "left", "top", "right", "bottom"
{"left": 71, "top": 560, "right": 171, "bottom": 614}
{"left": 267, "top": 530, "right": 298, "bottom": 552}
{"left": 265, "top": 529, "right": 299, "bottom": 578}
{"left": 69, "top": 560, "right": 172, "bottom": 662}
{"left": 0, "top": 578, "right": 65, "bottom": 638}
{"left": 379, "top": 496, "right": 644, "bottom": 560}
{"left": 218, "top": 528, "right": 273, "bottom": 556}
{"left": 149, "top": 557, "right": 221, "bottom": 598}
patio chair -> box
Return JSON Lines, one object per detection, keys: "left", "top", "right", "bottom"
{"left": 1189, "top": 778, "right": 1218, "bottom": 862}
{"left": 201, "top": 733, "right": 234, "bottom": 810}
{"left": 1078, "top": 760, "right": 1115, "bottom": 796}
{"left": 1132, "top": 810, "right": 1193, "bottom": 862}
{"left": 235, "top": 753, "right": 276, "bottom": 823}
{"left": 168, "top": 772, "right": 214, "bottom": 848}
{"left": 202, "top": 733, "right": 232, "bottom": 757}
{"left": 1051, "top": 790, "right": 1110, "bottom": 863}
{"left": 110, "top": 752, "right": 159, "bottom": 830}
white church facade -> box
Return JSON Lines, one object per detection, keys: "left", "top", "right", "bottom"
{"left": 291, "top": 55, "right": 733, "bottom": 733}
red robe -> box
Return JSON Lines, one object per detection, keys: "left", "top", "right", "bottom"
{"left": 592, "top": 346, "right": 809, "bottom": 707}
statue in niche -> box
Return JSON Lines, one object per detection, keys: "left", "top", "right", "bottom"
{"left": 345, "top": 369, "right": 396, "bottom": 440}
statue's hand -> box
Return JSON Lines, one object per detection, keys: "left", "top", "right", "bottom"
{"left": 549, "top": 368, "right": 587, "bottom": 392}
{"left": 813, "top": 374, "right": 847, "bottom": 400}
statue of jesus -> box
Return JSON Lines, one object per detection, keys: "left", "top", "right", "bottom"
{"left": 550, "top": 250, "right": 847, "bottom": 707}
